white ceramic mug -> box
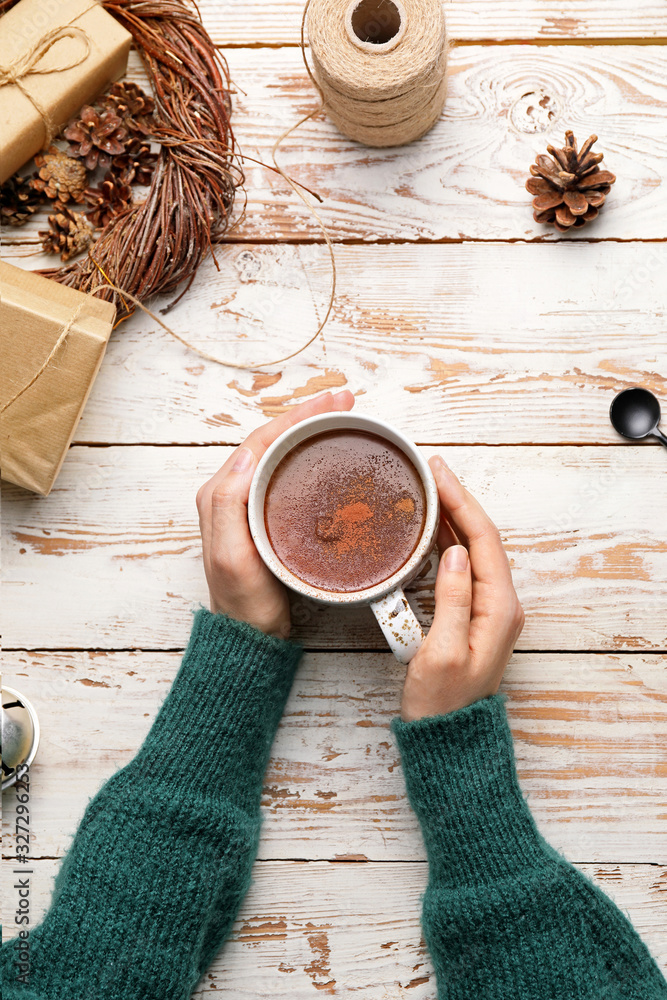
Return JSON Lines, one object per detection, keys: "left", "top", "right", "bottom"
{"left": 248, "top": 412, "right": 440, "bottom": 663}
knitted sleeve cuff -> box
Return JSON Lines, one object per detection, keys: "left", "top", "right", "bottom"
{"left": 127, "top": 608, "right": 303, "bottom": 809}
{"left": 391, "top": 695, "right": 548, "bottom": 884}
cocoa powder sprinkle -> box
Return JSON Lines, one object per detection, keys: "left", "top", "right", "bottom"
{"left": 316, "top": 500, "right": 375, "bottom": 557}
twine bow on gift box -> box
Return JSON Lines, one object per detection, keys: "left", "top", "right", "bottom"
{"left": 0, "top": 25, "right": 91, "bottom": 148}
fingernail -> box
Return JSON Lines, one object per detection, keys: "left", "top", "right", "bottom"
{"left": 431, "top": 455, "right": 449, "bottom": 477}
{"left": 232, "top": 447, "right": 254, "bottom": 473}
{"left": 445, "top": 545, "right": 468, "bottom": 571}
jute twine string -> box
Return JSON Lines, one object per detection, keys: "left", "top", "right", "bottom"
{"left": 0, "top": 26, "right": 92, "bottom": 148}
{"left": 306, "top": 0, "right": 448, "bottom": 147}
{"left": 2, "top": 42, "right": 337, "bottom": 389}
{"left": 0, "top": 301, "right": 86, "bottom": 413}
{"left": 3, "top": 0, "right": 448, "bottom": 382}
{"left": 86, "top": 235, "right": 336, "bottom": 370}
{"left": 81, "top": 0, "right": 448, "bottom": 368}
{"left": 79, "top": 8, "right": 342, "bottom": 375}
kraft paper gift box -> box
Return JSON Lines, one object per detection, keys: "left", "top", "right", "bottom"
{"left": 0, "top": 262, "right": 116, "bottom": 496}
{"left": 0, "top": 0, "right": 132, "bottom": 183}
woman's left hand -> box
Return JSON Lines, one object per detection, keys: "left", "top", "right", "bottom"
{"left": 196, "top": 390, "right": 355, "bottom": 640}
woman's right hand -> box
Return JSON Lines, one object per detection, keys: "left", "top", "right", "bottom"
{"left": 195, "top": 390, "right": 355, "bottom": 640}
{"left": 400, "top": 456, "right": 525, "bottom": 722}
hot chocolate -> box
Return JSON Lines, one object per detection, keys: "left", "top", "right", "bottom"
{"left": 264, "top": 429, "right": 426, "bottom": 592}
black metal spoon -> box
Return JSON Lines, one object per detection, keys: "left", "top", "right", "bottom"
{"left": 610, "top": 387, "right": 667, "bottom": 448}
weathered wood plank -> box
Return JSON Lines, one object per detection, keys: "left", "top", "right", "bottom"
{"left": 3, "top": 446, "right": 667, "bottom": 651}
{"left": 2, "top": 242, "right": 666, "bottom": 445}
{"left": 2, "top": 650, "right": 666, "bottom": 862}
{"left": 198, "top": 0, "right": 667, "bottom": 44}
{"left": 2, "top": 859, "right": 666, "bottom": 992}
{"left": 4, "top": 46, "right": 667, "bottom": 243}
{"left": 222, "top": 45, "right": 667, "bottom": 242}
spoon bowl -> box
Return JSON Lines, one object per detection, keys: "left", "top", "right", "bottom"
{"left": 610, "top": 387, "right": 667, "bottom": 447}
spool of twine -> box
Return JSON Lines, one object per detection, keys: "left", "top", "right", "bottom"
{"left": 306, "top": 0, "right": 448, "bottom": 147}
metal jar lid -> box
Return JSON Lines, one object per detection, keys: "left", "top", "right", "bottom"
{"left": 2, "top": 686, "right": 40, "bottom": 792}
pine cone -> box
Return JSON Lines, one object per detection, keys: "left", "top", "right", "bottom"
{"left": 1, "top": 175, "right": 44, "bottom": 226}
{"left": 64, "top": 106, "right": 129, "bottom": 171}
{"left": 84, "top": 173, "right": 133, "bottom": 228}
{"left": 527, "top": 132, "right": 616, "bottom": 233}
{"left": 109, "top": 138, "right": 157, "bottom": 186}
{"left": 101, "top": 82, "right": 155, "bottom": 138}
{"left": 39, "top": 207, "right": 94, "bottom": 261}
{"left": 30, "top": 146, "right": 88, "bottom": 204}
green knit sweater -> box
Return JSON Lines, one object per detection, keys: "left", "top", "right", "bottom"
{"left": 2, "top": 610, "right": 665, "bottom": 998}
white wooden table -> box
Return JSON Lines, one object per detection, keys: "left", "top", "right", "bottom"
{"left": 3, "top": 1, "right": 667, "bottom": 994}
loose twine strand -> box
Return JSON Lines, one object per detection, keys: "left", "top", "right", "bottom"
{"left": 1, "top": 1, "right": 334, "bottom": 410}
{"left": 0, "top": 25, "right": 91, "bottom": 148}
{"left": 112, "top": 0, "right": 449, "bottom": 369}
{"left": 83, "top": 0, "right": 447, "bottom": 365}
{"left": 4, "top": 0, "right": 447, "bottom": 393}
{"left": 84, "top": 0, "right": 335, "bottom": 371}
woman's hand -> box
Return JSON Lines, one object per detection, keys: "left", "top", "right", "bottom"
{"left": 401, "top": 455, "right": 524, "bottom": 721}
{"left": 196, "top": 390, "right": 355, "bottom": 640}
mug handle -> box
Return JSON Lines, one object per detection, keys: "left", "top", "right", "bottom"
{"left": 370, "top": 587, "right": 425, "bottom": 664}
